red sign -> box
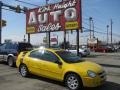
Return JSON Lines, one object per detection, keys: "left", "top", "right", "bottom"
{"left": 26, "top": 0, "right": 82, "bottom": 34}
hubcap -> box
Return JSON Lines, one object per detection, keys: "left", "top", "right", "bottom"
{"left": 67, "top": 76, "right": 79, "bottom": 90}
{"left": 20, "top": 66, "right": 27, "bottom": 76}
{"left": 8, "top": 58, "right": 13, "bottom": 66}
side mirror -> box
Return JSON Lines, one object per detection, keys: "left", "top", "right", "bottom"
{"left": 56, "top": 60, "right": 62, "bottom": 65}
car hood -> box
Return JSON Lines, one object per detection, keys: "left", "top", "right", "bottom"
{"left": 73, "top": 61, "right": 103, "bottom": 73}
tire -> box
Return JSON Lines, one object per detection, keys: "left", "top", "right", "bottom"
{"left": 65, "top": 73, "right": 83, "bottom": 90}
{"left": 79, "top": 53, "right": 82, "bottom": 57}
{"left": 7, "top": 57, "right": 14, "bottom": 67}
{"left": 103, "top": 50, "right": 106, "bottom": 53}
{"left": 19, "top": 64, "right": 29, "bottom": 77}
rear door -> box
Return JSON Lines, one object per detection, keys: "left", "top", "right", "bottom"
{"left": 27, "top": 49, "right": 63, "bottom": 80}
{"left": 0, "top": 44, "right": 6, "bottom": 61}
{"left": 3, "top": 43, "right": 18, "bottom": 61}
{"left": 27, "top": 50, "right": 44, "bottom": 75}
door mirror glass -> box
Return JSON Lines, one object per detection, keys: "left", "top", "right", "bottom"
{"left": 56, "top": 60, "right": 62, "bottom": 65}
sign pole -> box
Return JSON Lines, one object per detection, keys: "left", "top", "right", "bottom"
{"left": 28, "top": 33, "right": 30, "bottom": 43}
{"left": 76, "top": 29, "right": 79, "bottom": 56}
{"left": 48, "top": 32, "right": 50, "bottom": 48}
{"left": 45, "top": 0, "right": 51, "bottom": 48}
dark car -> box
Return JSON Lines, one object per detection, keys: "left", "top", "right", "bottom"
{"left": 0, "top": 42, "right": 33, "bottom": 67}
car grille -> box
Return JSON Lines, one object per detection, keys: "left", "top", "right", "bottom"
{"left": 98, "top": 71, "right": 106, "bottom": 79}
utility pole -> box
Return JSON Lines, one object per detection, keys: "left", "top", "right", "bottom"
{"left": 91, "top": 19, "right": 94, "bottom": 38}
{"left": 89, "top": 17, "right": 92, "bottom": 39}
{"left": 0, "top": 1, "right": 2, "bottom": 44}
{"left": 107, "top": 25, "right": 109, "bottom": 45}
{"left": 110, "top": 19, "right": 113, "bottom": 45}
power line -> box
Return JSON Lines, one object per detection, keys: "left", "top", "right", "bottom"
{"left": 2, "top": 7, "right": 15, "bottom": 12}
{"left": 83, "top": 27, "right": 120, "bottom": 37}
{"left": 2, "top": 7, "right": 24, "bottom": 13}
{"left": 83, "top": 17, "right": 106, "bottom": 31}
{"left": 15, "top": 0, "right": 39, "bottom": 7}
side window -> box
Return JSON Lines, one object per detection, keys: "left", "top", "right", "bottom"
{"left": 0, "top": 44, "right": 6, "bottom": 50}
{"left": 29, "top": 50, "right": 42, "bottom": 59}
{"left": 5, "top": 43, "right": 10, "bottom": 49}
{"left": 12, "top": 44, "right": 18, "bottom": 49}
{"left": 5, "top": 43, "right": 14, "bottom": 49}
{"left": 42, "top": 51, "right": 59, "bottom": 63}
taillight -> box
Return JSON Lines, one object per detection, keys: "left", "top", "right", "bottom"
{"left": 16, "top": 52, "right": 20, "bottom": 61}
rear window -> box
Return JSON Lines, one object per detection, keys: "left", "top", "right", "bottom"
{"left": 18, "top": 43, "right": 33, "bottom": 52}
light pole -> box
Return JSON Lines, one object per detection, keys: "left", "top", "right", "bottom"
{"left": 107, "top": 25, "right": 109, "bottom": 45}
{"left": 89, "top": 17, "right": 92, "bottom": 39}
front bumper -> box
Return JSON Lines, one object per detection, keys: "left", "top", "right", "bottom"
{"left": 83, "top": 76, "right": 106, "bottom": 87}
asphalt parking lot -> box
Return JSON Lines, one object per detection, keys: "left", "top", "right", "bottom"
{"left": 0, "top": 52, "right": 120, "bottom": 90}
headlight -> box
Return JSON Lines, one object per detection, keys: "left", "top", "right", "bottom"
{"left": 87, "top": 70, "right": 96, "bottom": 78}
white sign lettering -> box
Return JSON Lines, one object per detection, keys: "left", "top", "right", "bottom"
{"left": 65, "top": 8, "right": 77, "bottom": 21}
{"left": 54, "top": 0, "right": 76, "bottom": 10}
{"left": 28, "top": 8, "right": 77, "bottom": 24}
{"left": 50, "top": 10, "right": 62, "bottom": 22}
{"left": 38, "top": 13, "right": 48, "bottom": 24}
{"left": 38, "top": 23, "right": 61, "bottom": 32}
{"left": 28, "top": 12, "right": 37, "bottom": 25}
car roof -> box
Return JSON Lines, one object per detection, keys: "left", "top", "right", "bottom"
{"left": 4, "top": 42, "right": 31, "bottom": 44}
{"left": 34, "top": 47, "right": 65, "bottom": 52}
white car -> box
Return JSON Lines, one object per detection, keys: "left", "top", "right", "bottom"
{"left": 68, "top": 48, "right": 90, "bottom": 57}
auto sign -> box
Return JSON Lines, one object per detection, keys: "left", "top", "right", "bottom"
{"left": 26, "top": 0, "right": 82, "bottom": 34}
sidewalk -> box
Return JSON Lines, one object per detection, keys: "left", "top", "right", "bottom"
{"left": 85, "top": 52, "right": 120, "bottom": 66}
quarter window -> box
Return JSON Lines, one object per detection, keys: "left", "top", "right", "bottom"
{"left": 29, "top": 50, "right": 42, "bottom": 59}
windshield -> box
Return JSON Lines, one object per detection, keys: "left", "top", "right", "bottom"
{"left": 56, "top": 51, "right": 83, "bottom": 63}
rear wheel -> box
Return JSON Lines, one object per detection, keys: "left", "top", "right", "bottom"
{"left": 7, "top": 57, "right": 14, "bottom": 67}
{"left": 103, "top": 50, "right": 106, "bottom": 53}
{"left": 19, "top": 64, "right": 29, "bottom": 77}
{"left": 65, "top": 73, "right": 83, "bottom": 90}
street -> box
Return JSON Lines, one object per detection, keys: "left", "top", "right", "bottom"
{"left": 0, "top": 52, "right": 120, "bottom": 90}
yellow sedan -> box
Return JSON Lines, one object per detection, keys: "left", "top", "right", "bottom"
{"left": 16, "top": 48, "right": 106, "bottom": 90}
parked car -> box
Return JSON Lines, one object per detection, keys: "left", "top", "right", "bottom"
{"left": 16, "top": 48, "right": 106, "bottom": 90}
{"left": 68, "top": 47, "right": 90, "bottom": 57}
{"left": 0, "top": 42, "right": 33, "bottom": 67}
{"left": 94, "top": 46, "right": 114, "bottom": 53}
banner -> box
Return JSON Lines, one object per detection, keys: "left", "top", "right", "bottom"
{"left": 26, "top": 0, "right": 82, "bottom": 33}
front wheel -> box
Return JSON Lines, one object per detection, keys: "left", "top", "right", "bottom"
{"left": 19, "top": 64, "right": 29, "bottom": 77}
{"left": 8, "top": 57, "right": 14, "bottom": 67}
{"left": 65, "top": 73, "right": 83, "bottom": 90}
